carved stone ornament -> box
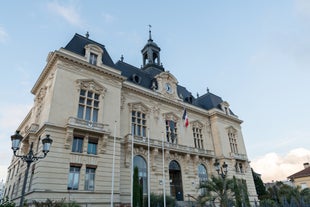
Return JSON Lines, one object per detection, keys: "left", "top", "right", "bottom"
{"left": 76, "top": 79, "right": 106, "bottom": 97}
{"left": 163, "top": 112, "right": 179, "bottom": 122}
{"left": 128, "top": 102, "right": 150, "bottom": 114}
{"left": 192, "top": 120, "right": 204, "bottom": 129}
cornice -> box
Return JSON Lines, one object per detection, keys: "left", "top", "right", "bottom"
{"left": 123, "top": 81, "right": 244, "bottom": 124}
{"left": 209, "top": 109, "right": 243, "bottom": 124}
{"left": 31, "top": 50, "right": 126, "bottom": 94}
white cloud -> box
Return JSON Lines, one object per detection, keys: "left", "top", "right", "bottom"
{"left": 0, "top": 26, "right": 8, "bottom": 43}
{"left": 47, "top": 1, "right": 84, "bottom": 28}
{"left": 251, "top": 148, "right": 310, "bottom": 183}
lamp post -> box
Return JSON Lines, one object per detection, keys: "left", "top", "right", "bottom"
{"left": 11, "top": 130, "right": 53, "bottom": 207}
{"left": 214, "top": 160, "right": 228, "bottom": 179}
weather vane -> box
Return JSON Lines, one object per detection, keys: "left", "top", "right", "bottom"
{"left": 148, "top": 24, "right": 152, "bottom": 40}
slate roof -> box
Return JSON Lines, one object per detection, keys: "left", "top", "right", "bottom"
{"left": 288, "top": 166, "right": 310, "bottom": 180}
{"left": 64, "top": 33, "right": 115, "bottom": 68}
{"left": 64, "top": 33, "right": 234, "bottom": 114}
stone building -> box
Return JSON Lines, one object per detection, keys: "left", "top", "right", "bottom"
{"left": 4, "top": 31, "right": 257, "bottom": 206}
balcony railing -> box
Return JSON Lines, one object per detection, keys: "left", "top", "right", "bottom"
{"left": 133, "top": 136, "right": 214, "bottom": 157}
{"left": 230, "top": 152, "right": 247, "bottom": 160}
{"left": 67, "top": 117, "right": 109, "bottom": 132}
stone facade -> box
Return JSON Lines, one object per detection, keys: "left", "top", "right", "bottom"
{"left": 4, "top": 33, "right": 258, "bottom": 206}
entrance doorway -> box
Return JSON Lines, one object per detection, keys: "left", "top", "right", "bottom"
{"left": 169, "top": 160, "right": 183, "bottom": 201}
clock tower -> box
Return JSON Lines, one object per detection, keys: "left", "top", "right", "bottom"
{"left": 141, "top": 27, "right": 165, "bottom": 76}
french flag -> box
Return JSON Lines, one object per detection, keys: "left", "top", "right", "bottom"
{"left": 182, "top": 108, "right": 189, "bottom": 128}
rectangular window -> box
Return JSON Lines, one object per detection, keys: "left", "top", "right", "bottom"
{"left": 87, "top": 139, "right": 98, "bottom": 155}
{"left": 193, "top": 127, "right": 203, "bottom": 149}
{"left": 85, "top": 167, "right": 96, "bottom": 191}
{"left": 89, "top": 53, "right": 98, "bottom": 65}
{"left": 77, "top": 89, "right": 100, "bottom": 122}
{"left": 132, "top": 110, "right": 146, "bottom": 137}
{"left": 72, "top": 137, "right": 83, "bottom": 153}
{"left": 68, "top": 166, "right": 81, "bottom": 190}
{"left": 166, "top": 120, "right": 177, "bottom": 144}
{"left": 229, "top": 132, "right": 238, "bottom": 153}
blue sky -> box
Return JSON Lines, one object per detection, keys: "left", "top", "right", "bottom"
{"left": 1, "top": 0, "right": 310, "bottom": 182}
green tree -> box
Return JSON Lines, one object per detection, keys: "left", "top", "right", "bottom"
{"left": 145, "top": 193, "right": 175, "bottom": 207}
{"left": 0, "top": 197, "right": 16, "bottom": 207}
{"left": 32, "top": 198, "right": 80, "bottom": 207}
{"left": 233, "top": 176, "right": 242, "bottom": 207}
{"left": 252, "top": 168, "right": 268, "bottom": 200}
{"left": 133, "top": 166, "right": 143, "bottom": 207}
{"left": 199, "top": 175, "right": 234, "bottom": 207}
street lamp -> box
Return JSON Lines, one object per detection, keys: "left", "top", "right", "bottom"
{"left": 214, "top": 160, "right": 228, "bottom": 179}
{"left": 11, "top": 130, "right": 53, "bottom": 207}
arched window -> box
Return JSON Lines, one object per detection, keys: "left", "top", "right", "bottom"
{"left": 134, "top": 155, "right": 147, "bottom": 194}
{"left": 198, "top": 164, "right": 208, "bottom": 195}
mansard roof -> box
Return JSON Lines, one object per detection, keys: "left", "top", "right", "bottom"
{"left": 64, "top": 33, "right": 235, "bottom": 115}
{"left": 194, "top": 92, "right": 223, "bottom": 111}
{"left": 64, "top": 33, "right": 115, "bottom": 68}
{"left": 115, "top": 60, "right": 154, "bottom": 89}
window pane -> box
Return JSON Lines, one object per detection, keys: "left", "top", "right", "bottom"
{"left": 93, "top": 109, "right": 98, "bottom": 122}
{"left": 68, "top": 166, "right": 80, "bottom": 190}
{"left": 86, "top": 99, "right": 92, "bottom": 106}
{"left": 94, "top": 94, "right": 99, "bottom": 100}
{"left": 77, "top": 105, "right": 84, "bottom": 119}
{"left": 87, "top": 142, "right": 97, "bottom": 155}
{"left": 80, "top": 89, "right": 86, "bottom": 96}
{"left": 137, "top": 126, "right": 141, "bottom": 136}
{"left": 86, "top": 107, "right": 91, "bottom": 121}
{"left": 87, "top": 91, "right": 93, "bottom": 98}
{"left": 85, "top": 168, "right": 95, "bottom": 191}
{"left": 79, "top": 97, "right": 85, "bottom": 104}
{"left": 72, "top": 137, "right": 83, "bottom": 153}
{"left": 142, "top": 127, "right": 146, "bottom": 137}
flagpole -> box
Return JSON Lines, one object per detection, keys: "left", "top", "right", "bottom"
{"left": 111, "top": 121, "right": 117, "bottom": 207}
{"left": 162, "top": 132, "right": 166, "bottom": 207}
{"left": 131, "top": 124, "right": 134, "bottom": 207}
{"left": 147, "top": 128, "right": 150, "bottom": 207}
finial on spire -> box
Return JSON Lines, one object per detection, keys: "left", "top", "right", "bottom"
{"left": 120, "top": 55, "right": 124, "bottom": 62}
{"left": 148, "top": 24, "right": 152, "bottom": 41}
{"left": 85, "top": 31, "right": 89, "bottom": 39}
{"left": 207, "top": 87, "right": 210, "bottom": 93}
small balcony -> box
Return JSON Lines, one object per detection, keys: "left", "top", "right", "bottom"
{"left": 230, "top": 152, "right": 247, "bottom": 161}
{"left": 66, "top": 117, "right": 109, "bottom": 133}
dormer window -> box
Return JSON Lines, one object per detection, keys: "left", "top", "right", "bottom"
{"left": 220, "top": 101, "right": 230, "bottom": 115}
{"left": 84, "top": 44, "right": 103, "bottom": 66}
{"left": 89, "top": 53, "right": 98, "bottom": 65}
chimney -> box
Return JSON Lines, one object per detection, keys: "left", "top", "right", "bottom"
{"left": 303, "top": 162, "right": 309, "bottom": 169}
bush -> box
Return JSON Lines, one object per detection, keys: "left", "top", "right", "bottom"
{"left": 32, "top": 198, "right": 80, "bottom": 207}
{"left": 0, "top": 197, "right": 15, "bottom": 207}
{"left": 144, "top": 193, "right": 175, "bottom": 207}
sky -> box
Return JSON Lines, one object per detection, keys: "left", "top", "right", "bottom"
{"left": 0, "top": 0, "right": 310, "bottom": 183}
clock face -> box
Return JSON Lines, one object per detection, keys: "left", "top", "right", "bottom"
{"left": 165, "top": 83, "right": 172, "bottom": 94}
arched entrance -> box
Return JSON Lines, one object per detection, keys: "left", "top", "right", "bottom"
{"left": 133, "top": 155, "right": 147, "bottom": 194}
{"left": 169, "top": 160, "right": 183, "bottom": 201}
